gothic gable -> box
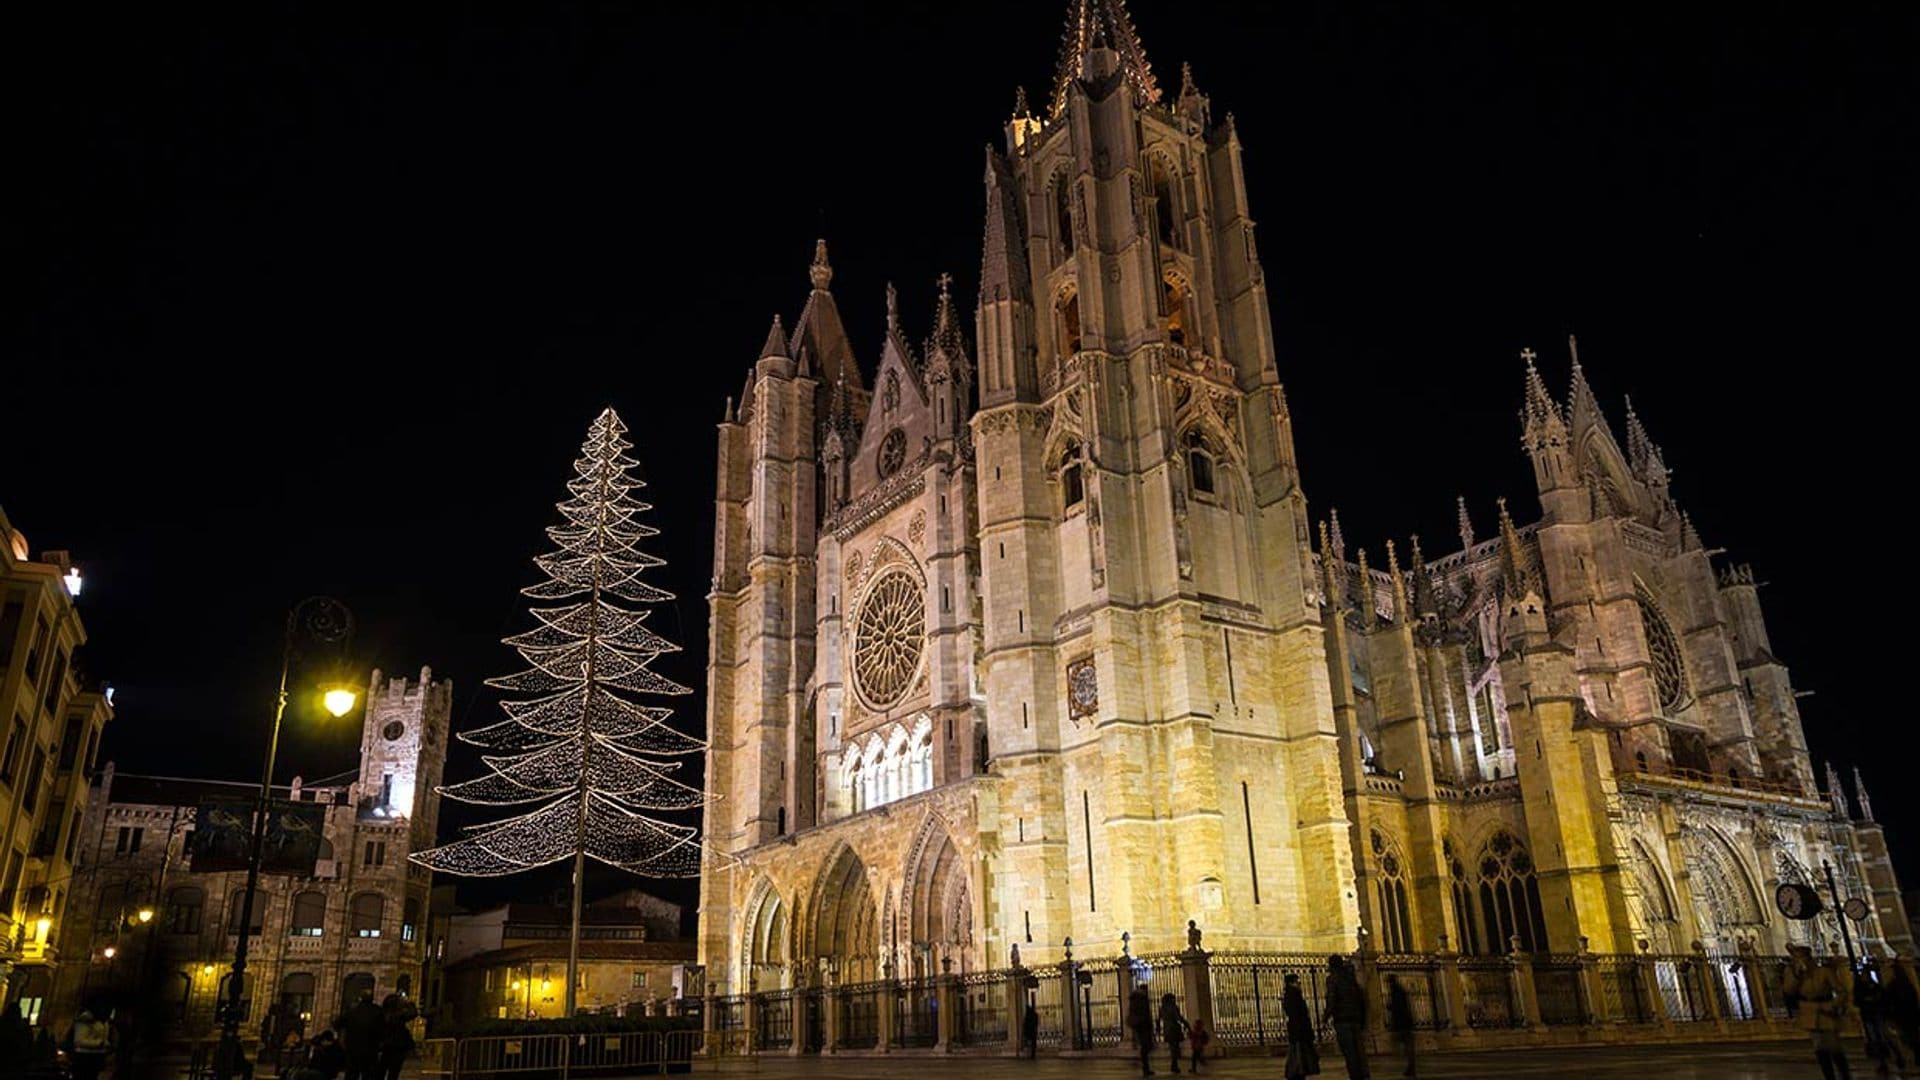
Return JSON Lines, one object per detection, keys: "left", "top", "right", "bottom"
{"left": 850, "top": 332, "right": 934, "bottom": 498}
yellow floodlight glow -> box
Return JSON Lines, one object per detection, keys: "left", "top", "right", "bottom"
{"left": 323, "top": 688, "right": 358, "bottom": 718}
{"left": 137, "top": 908, "right": 155, "bottom": 924}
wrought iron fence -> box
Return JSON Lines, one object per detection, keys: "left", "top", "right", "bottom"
{"left": 954, "top": 969, "right": 1010, "bottom": 1048}
{"left": 837, "top": 980, "right": 884, "bottom": 1049}
{"left": 1531, "top": 958, "right": 1586, "bottom": 1027}
{"left": 1376, "top": 956, "right": 1445, "bottom": 1030}
{"left": 1207, "top": 952, "right": 1328, "bottom": 1047}
{"left": 754, "top": 989, "right": 793, "bottom": 1051}
{"left": 1458, "top": 958, "right": 1521, "bottom": 1029}
{"left": 1077, "top": 957, "right": 1125, "bottom": 1047}
{"left": 894, "top": 976, "right": 939, "bottom": 1048}
{"left": 1652, "top": 955, "right": 1725, "bottom": 1023}
{"left": 1025, "top": 966, "right": 1068, "bottom": 1049}
{"left": 1588, "top": 956, "right": 1651, "bottom": 1023}
{"left": 1749, "top": 954, "right": 1792, "bottom": 1021}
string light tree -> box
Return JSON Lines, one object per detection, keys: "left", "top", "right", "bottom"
{"left": 410, "top": 407, "right": 712, "bottom": 1016}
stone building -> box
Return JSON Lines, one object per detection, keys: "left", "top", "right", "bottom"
{"left": 440, "top": 890, "right": 693, "bottom": 1026}
{"left": 0, "top": 505, "right": 114, "bottom": 1024}
{"left": 42, "top": 668, "right": 449, "bottom": 1038}
{"left": 696, "top": 0, "right": 1912, "bottom": 996}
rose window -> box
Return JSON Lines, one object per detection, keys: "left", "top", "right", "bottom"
{"left": 1636, "top": 589, "right": 1686, "bottom": 711}
{"left": 878, "top": 428, "right": 908, "bottom": 479}
{"left": 854, "top": 569, "right": 925, "bottom": 708}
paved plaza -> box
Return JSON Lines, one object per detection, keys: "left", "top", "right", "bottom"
{"left": 697, "top": 1039, "right": 1861, "bottom": 1079}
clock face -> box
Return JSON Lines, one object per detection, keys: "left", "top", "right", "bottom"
{"left": 1775, "top": 882, "right": 1822, "bottom": 921}
{"left": 1845, "top": 897, "right": 1871, "bottom": 922}
{"left": 382, "top": 720, "right": 406, "bottom": 742}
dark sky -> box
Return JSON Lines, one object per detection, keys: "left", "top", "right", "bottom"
{"left": 10, "top": 1, "right": 1916, "bottom": 911}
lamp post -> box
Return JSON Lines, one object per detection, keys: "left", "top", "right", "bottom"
{"left": 213, "top": 597, "right": 357, "bottom": 1080}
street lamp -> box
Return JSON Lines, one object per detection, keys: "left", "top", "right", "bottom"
{"left": 213, "top": 596, "right": 355, "bottom": 1080}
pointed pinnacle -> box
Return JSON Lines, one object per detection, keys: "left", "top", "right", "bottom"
{"left": 760, "top": 314, "right": 787, "bottom": 360}
{"left": 1456, "top": 495, "right": 1475, "bottom": 550}
{"left": 1329, "top": 507, "right": 1347, "bottom": 562}
{"left": 1354, "top": 548, "right": 1376, "bottom": 628}
{"left": 885, "top": 281, "right": 900, "bottom": 335}
{"left": 1319, "top": 520, "right": 1344, "bottom": 606}
{"left": 1385, "top": 539, "right": 1408, "bottom": 622}
{"left": 810, "top": 238, "right": 833, "bottom": 291}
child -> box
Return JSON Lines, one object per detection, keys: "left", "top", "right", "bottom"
{"left": 1187, "top": 1017, "right": 1212, "bottom": 1072}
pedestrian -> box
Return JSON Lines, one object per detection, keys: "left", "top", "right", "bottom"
{"left": 1188, "top": 1017, "right": 1212, "bottom": 1072}
{"left": 1158, "top": 993, "right": 1190, "bottom": 1074}
{"left": 1128, "top": 983, "right": 1157, "bottom": 1077}
{"left": 1022, "top": 1000, "right": 1040, "bottom": 1059}
{"left": 341, "top": 992, "right": 385, "bottom": 1080}
{"left": 1321, "top": 957, "right": 1369, "bottom": 1080}
{"left": 1887, "top": 957, "right": 1920, "bottom": 1069}
{"left": 1385, "top": 975, "right": 1415, "bottom": 1078}
{"left": 0, "top": 1002, "right": 32, "bottom": 1068}
{"left": 295, "top": 1029, "right": 346, "bottom": 1080}
{"left": 377, "top": 999, "right": 414, "bottom": 1080}
{"left": 65, "top": 1008, "right": 114, "bottom": 1080}
{"left": 1855, "top": 960, "right": 1898, "bottom": 1076}
{"left": 1783, "top": 944, "right": 1853, "bottom": 1080}
{"left": 1283, "top": 973, "right": 1319, "bottom": 1079}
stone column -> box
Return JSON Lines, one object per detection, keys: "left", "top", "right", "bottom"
{"left": 791, "top": 972, "right": 810, "bottom": 1056}
{"left": 878, "top": 964, "right": 899, "bottom": 1054}
{"left": 823, "top": 971, "right": 843, "bottom": 1054}
{"left": 741, "top": 976, "right": 759, "bottom": 1057}
{"left": 1689, "top": 941, "right": 1725, "bottom": 1029}
{"left": 935, "top": 957, "right": 957, "bottom": 1052}
{"left": 1637, "top": 947, "right": 1672, "bottom": 1028}
{"left": 701, "top": 981, "right": 718, "bottom": 1057}
{"left": 1436, "top": 945, "right": 1469, "bottom": 1033}
{"left": 1572, "top": 938, "right": 1599, "bottom": 1028}
{"left": 1736, "top": 938, "right": 1770, "bottom": 1022}
{"left": 1061, "top": 950, "right": 1085, "bottom": 1052}
{"left": 1507, "top": 937, "right": 1542, "bottom": 1029}
{"left": 1007, "top": 965, "right": 1030, "bottom": 1056}
{"left": 1180, "top": 948, "right": 1215, "bottom": 1033}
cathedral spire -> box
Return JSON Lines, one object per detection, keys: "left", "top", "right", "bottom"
{"left": 1049, "top": 0, "right": 1161, "bottom": 119}
{"left": 791, "top": 238, "right": 860, "bottom": 390}
{"left": 1825, "top": 761, "right": 1850, "bottom": 818}
{"left": 1456, "top": 495, "right": 1475, "bottom": 551}
{"left": 1520, "top": 347, "right": 1566, "bottom": 446}
{"left": 1624, "top": 395, "right": 1669, "bottom": 482}
{"left": 930, "top": 272, "right": 963, "bottom": 356}
{"left": 1354, "top": 548, "right": 1376, "bottom": 629}
{"left": 1385, "top": 540, "right": 1409, "bottom": 623}
{"left": 1855, "top": 766, "right": 1875, "bottom": 823}
{"left": 1319, "top": 521, "right": 1345, "bottom": 608}
{"left": 1329, "top": 507, "right": 1347, "bottom": 563}
{"left": 1409, "top": 534, "right": 1438, "bottom": 618}
{"left": 1498, "top": 497, "right": 1531, "bottom": 599}
{"left": 1566, "top": 334, "right": 1596, "bottom": 415}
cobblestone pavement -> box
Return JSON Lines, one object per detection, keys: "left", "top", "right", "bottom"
{"left": 697, "top": 1038, "right": 1866, "bottom": 1078}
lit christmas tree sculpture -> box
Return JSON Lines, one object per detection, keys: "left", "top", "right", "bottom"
{"left": 411, "top": 407, "right": 706, "bottom": 1014}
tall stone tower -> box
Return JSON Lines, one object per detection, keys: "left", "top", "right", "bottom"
{"left": 970, "top": 2, "right": 1352, "bottom": 953}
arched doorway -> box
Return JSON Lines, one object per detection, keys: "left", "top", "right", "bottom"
{"left": 905, "top": 818, "right": 974, "bottom": 975}
{"left": 744, "top": 883, "right": 792, "bottom": 990}
{"left": 809, "top": 846, "right": 879, "bottom": 983}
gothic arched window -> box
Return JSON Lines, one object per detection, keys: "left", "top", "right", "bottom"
{"left": 1184, "top": 429, "right": 1216, "bottom": 496}
{"left": 1057, "top": 290, "right": 1082, "bottom": 355}
{"left": 1163, "top": 271, "right": 1189, "bottom": 344}
{"left": 1058, "top": 440, "right": 1085, "bottom": 510}
{"left": 1055, "top": 174, "right": 1076, "bottom": 258}
{"left": 1149, "top": 158, "right": 1181, "bottom": 251}
{"left": 1447, "top": 840, "right": 1481, "bottom": 955}
{"left": 1371, "top": 830, "right": 1413, "bottom": 953}
{"left": 1475, "top": 830, "right": 1548, "bottom": 954}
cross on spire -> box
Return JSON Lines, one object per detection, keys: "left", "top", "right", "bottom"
{"left": 1520, "top": 347, "right": 1538, "bottom": 364}
{"left": 937, "top": 271, "right": 953, "bottom": 295}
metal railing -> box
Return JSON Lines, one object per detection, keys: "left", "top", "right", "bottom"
{"left": 894, "top": 976, "right": 939, "bottom": 1048}
{"left": 837, "top": 980, "right": 884, "bottom": 1049}
{"left": 953, "top": 969, "right": 1010, "bottom": 1048}
{"left": 1531, "top": 958, "right": 1585, "bottom": 1027}
{"left": 1458, "top": 958, "right": 1521, "bottom": 1029}
{"left": 1207, "top": 952, "right": 1327, "bottom": 1047}
{"left": 754, "top": 988, "right": 793, "bottom": 1051}
{"left": 1377, "top": 956, "right": 1446, "bottom": 1030}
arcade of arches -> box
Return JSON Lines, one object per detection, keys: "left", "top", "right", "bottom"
{"left": 738, "top": 811, "right": 978, "bottom": 990}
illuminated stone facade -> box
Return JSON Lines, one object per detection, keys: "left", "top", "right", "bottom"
{"left": 41, "top": 668, "right": 449, "bottom": 1036}
{"left": 697, "top": 0, "right": 1911, "bottom": 996}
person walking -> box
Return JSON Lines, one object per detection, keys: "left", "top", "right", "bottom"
{"left": 1022, "top": 1001, "right": 1040, "bottom": 1059}
{"left": 1322, "top": 957, "right": 1369, "bottom": 1079}
{"left": 1855, "top": 960, "right": 1900, "bottom": 1076}
{"left": 1188, "top": 1017, "right": 1212, "bottom": 1073}
{"left": 1283, "top": 973, "right": 1319, "bottom": 1079}
{"left": 341, "top": 993, "right": 385, "bottom": 1080}
{"left": 1128, "top": 983, "right": 1157, "bottom": 1077}
{"left": 1887, "top": 958, "right": 1920, "bottom": 1070}
{"left": 65, "top": 1008, "right": 114, "bottom": 1080}
{"left": 1158, "top": 993, "right": 1190, "bottom": 1075}
{"left": 1384, "top": 975, "right": 1415, "bottom": 1078}
{"left": 1783, "top": 945, "right": 1854, "bottom": 1080}
{"left": 377, "top": 997, "right": 414, "bottom": 1080}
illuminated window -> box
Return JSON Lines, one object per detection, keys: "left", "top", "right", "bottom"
{"left": 291, "top": 891, "right": 326, "bottom": 937}
{"left": 350, "top": 893, "right": 385, "bottom": 938}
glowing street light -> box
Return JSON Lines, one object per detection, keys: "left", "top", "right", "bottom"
{"left": 323, "top": 687, "right": 358, "bottom": 718}
{"left": 137, "top": 908, "right": 155, "bottom": 924}
{"left": 64, "top": 567, "right": 83, "bottom": 597}
{"left": 103, "top": 946, "right": 117, "bottom": 960}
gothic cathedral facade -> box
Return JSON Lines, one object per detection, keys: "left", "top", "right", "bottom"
{"left": 698, "top": 0, "right": 1910, "bottom": 994}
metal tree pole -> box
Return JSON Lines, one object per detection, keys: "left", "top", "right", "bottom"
{"left": 567, "top": 446, "right": 613, "bottom": 1017}
{"left": 1822, "top": 860, "right": 1858, "bottom": 966}
{"left": 215, "top": 597, "right": 350, "bottom": 1080}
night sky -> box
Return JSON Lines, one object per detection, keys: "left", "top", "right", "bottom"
{"left": 11, "top": 1, "right": 1915, "bottom": 912}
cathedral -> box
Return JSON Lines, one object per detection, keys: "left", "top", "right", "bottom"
{"left": 697, "top": 0, "right": 1911, "bottom": 995}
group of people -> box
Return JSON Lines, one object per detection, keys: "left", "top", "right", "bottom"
{"left": 1124, "top": 984, "right": 1211, "bottom": 1075}
{"left": 1784, "top": 945, "right": 1920, "bottom": 1080}
{"left": 273, "top": 992, "right": 416, "bottom": 1080}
